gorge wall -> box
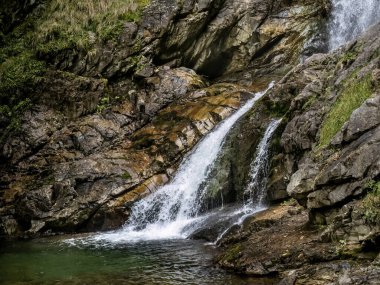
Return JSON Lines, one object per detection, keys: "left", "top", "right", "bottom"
{"left": 1, "top": 0, "right": 380, "bottom": 283}
{"left": 217, "top": 21, "right": 380, "bottom": 284}
{"left": 0, "top": 0, "right": 329, "bottom": 237}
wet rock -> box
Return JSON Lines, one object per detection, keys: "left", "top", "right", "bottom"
{"left": 0, "top": 77, "right": 244, "bottom": 236}
{"left": 217, "top": 205, "right": 339, "bottom": 276}
{"left": 217, "top": 23, "right": 380, "bottom": 283}
{"left": 142, "top": 67, "right": 207, "bottom": 116}
{"left": 267, "top": 154, "right": 293, "bottom": 202}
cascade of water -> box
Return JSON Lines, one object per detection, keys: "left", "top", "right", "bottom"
{"left": 244, "top": 119, "right": 282, "bottom": 206}
{"left": 328, "top": 0, "right": 380, "bottom": 50}
{"left": 87, "top": 83, "right": 274, "bottom": 243}
{"left": 213, "top": 119, "right": 282, "bottom": 244}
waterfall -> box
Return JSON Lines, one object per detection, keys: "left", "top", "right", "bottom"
{"left": 244, "top": 119, "right": 282, "bottom": 206}
{"left": 213, "top": 119, "right": 282, "bottom": 244}
{"left": 328, "top": 0, "right": 380, "bottom": 50}
{"left": 86, "top": 83, "right": 274, "bottom": 244}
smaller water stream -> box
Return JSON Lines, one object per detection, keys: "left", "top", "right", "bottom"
{"left": 244, "top": 119, "right": 282, "bottom": 206}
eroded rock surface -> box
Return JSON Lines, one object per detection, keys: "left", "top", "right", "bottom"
{"left": 217, "top": 23, "right": 380, "bottom": 284}
{"left": 0, "top": 0, "right": 329, "bottom": 238}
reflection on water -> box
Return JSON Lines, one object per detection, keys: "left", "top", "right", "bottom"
{"left": 0, "top": 237, "right": 277, "bottom": 285}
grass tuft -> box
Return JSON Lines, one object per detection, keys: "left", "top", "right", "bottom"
{"left": 0, "top": 52, "right": 45, "bottom": 98}
{"left": 318, "top": 74, "right": 373, "bottom": 147}
{"left": 361, "top": 181, "right": 380, "bottom": 225}
{"left": 35, "top": 0, "right": 150, "bottom": 52}
{"left": 0, "top": 0, "right": 150, "bottom": 141}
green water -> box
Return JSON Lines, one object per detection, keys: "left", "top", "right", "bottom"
{"left": 0, "top": 236, "right": 276, "bottom": 285}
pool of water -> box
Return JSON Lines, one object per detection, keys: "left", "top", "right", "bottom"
{"left": 0, "top": 236, "right": 276, "bottom": 285}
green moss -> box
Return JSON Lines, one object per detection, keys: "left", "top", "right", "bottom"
{"left": 222, "top": 244, "right": 243, "bottom": 262}
{"left": 281, "top": 198, "right": 297, "bottom": 206}
{"left": 302, "top": 95, "right": 317, "bottom": 110}
{"left": 339, "top": 51, "right": 357, "bottom": 66}
{"left": 318, "top": 73, "right": 373, "bottom": 147}
{"left": 121, "top": 171, "right": 132, "bottom": 180}
{"left": 268, "top": 101, "right": 288, "bottom": 117}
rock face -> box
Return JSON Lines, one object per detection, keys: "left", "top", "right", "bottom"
{"left": 0, "top": 0, "right": 43, "bottom": 34}
{"left": 1, "top": 0, "right": 379, "bottom": 283}
{"left": 217, "top": 23, "right": 380, "bottom": 284}
{"left": 152, "top": 0, "right": 330, "bottom": 78}
{"left": 28, "top": 0, "right": 328, "bottom": 80}
{"left": 0, "top": 71, "right": 243, "bottom": 236}
{"left": 0, "top": 0, "right": 329, "bottom": 238}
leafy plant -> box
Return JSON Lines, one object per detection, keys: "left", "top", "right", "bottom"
{"left": 96, "top": 96, "right": 110, "bottom": 113}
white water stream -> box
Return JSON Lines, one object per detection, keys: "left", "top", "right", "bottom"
{"left": 245, "top": 119, "right": 282, "bottom": 206}
{"left": 213, "top": 119, "right": 282, "bottom": 244}
{"left": 82, "top": 84, "right": 275, "bottom": 244}
{"left": 329, "top": 0, "right": 380, "bottom": 50}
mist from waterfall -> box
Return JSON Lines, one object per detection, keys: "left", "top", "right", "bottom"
{"left": 328, "top": 0, "right": 380, "bottom": 50}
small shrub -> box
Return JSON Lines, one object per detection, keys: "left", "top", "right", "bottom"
{"left": 0, "top": 99, "right": 32, "bottom": 143}
{"left": 0, "top": 52, "right": 45, "bottom": 100}
{"left": 96, "top": 96, "right": 110, "bottom": 113}
{"left": 362, "top": 181, "right": 380, "bottom": 225}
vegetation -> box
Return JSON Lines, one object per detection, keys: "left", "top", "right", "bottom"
{"left": 0, "top": 52, "right": 45, "bottom": 98}
{"left": 0, "top": 99, "right": 31, "bottom": 143}
{"left": 35, "top": 0, "right": 150, "bottom": 53}
{"left": 96, "top": 96, "right": 110, "bottom": 113}
{"left": 281, "top": 198, "right": 297, "bottom": 206}
{"left": 121, "top": 171, "right": 132, "bottom": 180}
{"left": 362, "top": 180, "right": 380, "bottom": 225}
{"left": 0, "top": 0, "right": 151, "bottom": 91}
{"left": 0, "top": 51, "right": 45, "bottom": 143}
{"left": 220, "top": 244, "right": 243, "bottom": 262}
{"left": 318, "top": 73, "right": 373, "bottom": 147}
{"left": 0, "top": 0, "right": 150, "bottom": 141}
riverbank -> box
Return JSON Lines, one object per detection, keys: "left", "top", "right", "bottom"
{"left": 217, "top": 203, "right": 380, "bottom": 284}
